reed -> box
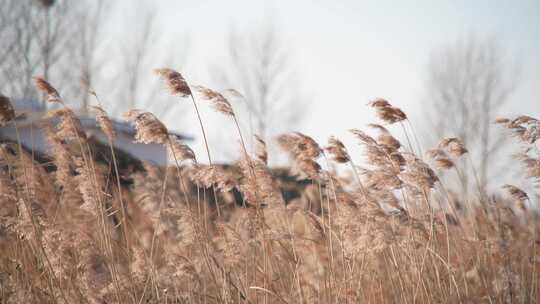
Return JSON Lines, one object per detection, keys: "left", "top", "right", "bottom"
{"left": 0, "top": 77, "right": 539, "bottom": 304}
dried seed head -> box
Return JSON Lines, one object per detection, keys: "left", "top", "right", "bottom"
{"left": 350, "top": 128, "right": 403, "bottom": 172}
{"left": 495, "top": 117, "right": 510, "bottom": 124}
{"left": 0, "top": 94, "right": 15, "bottom": 126}
{"left": 237, "top": 156, "right": 284, "bottom": 206}
{"left": 91, "top": 106, "right": 115, "bottom": 142}
{"left": 223, "top": 88, "right": 243, "bottom": 98}
{"left": 514, "top": 150, "right": 540, "bottom": 180}
{"left": 325, "top": 136, "right": 350, "bottom": 163}
{"left": 514, "top": 115, "right": 538, "bottom": 125}
{"left": 168, "top": 135, "right": 196, "bottom": 165}
{"left": 369, "top": 124, "right": 401, "bottom": 152}
{"left": 499, "top": 115, "right": 540, "bottom": 144}
{"left": 124, "top": 110, "right": 168, "bottom": 145}
{"left": 426, "top": 148, "right": 445, "bottom": 159}
{"left": 503, "top": 184, "right": 529, "bottom": 202}
{"left": 276, "top": 132, "right": 322, "bottom": 179}
{"left": 34, "top": 77, "right": 62, "bottom": 103}
{"left": 254, "top": 135, "right": 268, "bottom": 164}
{"left": 192, "top": 85, "right": 234, "bottom": 116}
{"left": 426, "top": 148, "right": 454, "bottom": 170}
{"left": 434, "top": 157, "right": 454, "bottom": 170}
{"left": 399, "top": 153, "right": 439, "bottom": 190}
{"left": 368, "top": 98, "right": 391, "bottom": 108}
{"left": 154, "top": 68, "right": 192, "bottom": 97}
{"left": 276, "top": 132, "right": 321, "bottom": 160}
{"left": 439, "top": 137, "right": 468, "bottom": 157}
{"left": 292, "top": 158, "right": 321, "bottom": 180}
{"left": 189, "top": 164, "right": 236, "bottom": 192}
{"left": 362, "top": 169, "right": 403, "bottom": 190}
{"left": 368, "top": 98, "right": 407, "bottom": 124}
{"left": 42, "top": 122, "right": 73, "bottom": 187}
{"left": 522, "top": 124, "right": 540, "bottom": 144}
{"left": 45, "top": 108, "right": 86, "bottom": 141}
{"left": 350, "top": 129, "right": 377, "bottom": 145}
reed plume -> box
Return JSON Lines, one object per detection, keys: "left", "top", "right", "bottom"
{"left": 368, "top": 98, "right": 407, "bottom": 124}
{"left": 92, "top": 106, "right": 116, "bottom": 142}
{"left": 502, "top": 184, "right": 529, "bottom": 202}
{"left": 192, "top": 85, "right": 234, "bottom": 116}
{"left": 438, "top": 137, "right": 468, "bottom": 158}
{"left": 124, "top": 110, "right": 168, "bottom": 145}
{"left": 254, "top": 135, "right": 268, "bottom": 164}
{"left": 45, "top": 108, "right": 87, "bottom": 141}
{"left": 34, "top": 76, "right": 62, "bottom": 104}
{"left": 325, "top": 136, "right": 350, "bottom": 163}
{"left": 3, "top": 68, "right": 540, "bottom": 304}
{"left": 168, "top": 135, "right": 196, "bottom": 165}
{"left": 277, "top": 132, "right": 322, "bottom": 179}
{"left": 154, "top": 68, "right": 192, "bottom": 97}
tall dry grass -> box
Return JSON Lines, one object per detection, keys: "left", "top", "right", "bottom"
{"left": 0, "top": 74, "right": 539, "bottom": 304}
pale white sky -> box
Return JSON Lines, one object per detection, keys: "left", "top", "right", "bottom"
{"left": 105, "top": 0, "right": 540, "bottom": 164}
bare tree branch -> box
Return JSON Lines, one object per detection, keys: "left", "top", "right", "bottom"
{"left": 425, "top": 35, "right": 518, "bottom": 195}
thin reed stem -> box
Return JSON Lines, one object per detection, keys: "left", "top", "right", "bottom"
{"left": 188, "top": 93, "right": 221, "bottom": 217}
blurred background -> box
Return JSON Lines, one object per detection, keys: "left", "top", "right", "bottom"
{"left": 1, "top": 0, "right": 539, "bottom": 194}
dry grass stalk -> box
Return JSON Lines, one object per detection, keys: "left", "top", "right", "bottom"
{"left": 4, "top": 71, "right": 540, "bottom": 304}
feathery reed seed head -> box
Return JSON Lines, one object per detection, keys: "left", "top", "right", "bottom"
{"left": 277, "top": 132, "right": 322, "bottom": 179}
{"left": 439, "top": 138, "right": 468, "bottom": 157}
{"left": 91, "top": 106, "right": 115, "bottom": 142}
{"left": 124, "top": 110, "right": 168, "bottom": 145}
{"left": 325, "top": 136, "right": 350, "bottom": 163}
{"left": 168, "top": 135, "right": 196, "bottom": 165}
{"left": 192, "top": 85, "right": 234, "bottom": 116}
{"left": 503, "top": 184, "right": 529, "bottom": 202}
{"left": 45, "top": 108, "right": 86, "bottom": 141}
{"left": 254, "top": 135, "right": 268, "bottom": 164}
{"left": 368, "top": 98, "right": 407, "bottom": 124}
{"left": 34, "top": 76, "right": 62, "bottom": 103}
{"left": 154, "top": 68, "right": 192, "bottom": 97}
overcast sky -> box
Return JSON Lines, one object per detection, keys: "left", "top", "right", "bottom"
{"left": 106, "top": 0, "right": 540, "bottom": 163}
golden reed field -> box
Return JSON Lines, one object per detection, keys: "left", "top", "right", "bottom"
{"left": 0, "top": 70, "right": 539, "bottom": 303}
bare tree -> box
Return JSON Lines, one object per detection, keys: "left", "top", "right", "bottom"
{"left": 112, "top": 3, "right": 188, "bottom": 118}
{"left": 425, "top": 35, "right": 518, "bottom": 195}
{"left": 0, "top": 0, "right": 109, "bottom": 111}
{"left": 74, "top": 0, "right": 111, "bottom": 114}
{"left": 212, "top": 21, "right": 307, "bottom": 147}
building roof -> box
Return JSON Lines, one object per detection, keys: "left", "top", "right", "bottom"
{"left": 8, "top": 98, "right": 192, "bottom": 141}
